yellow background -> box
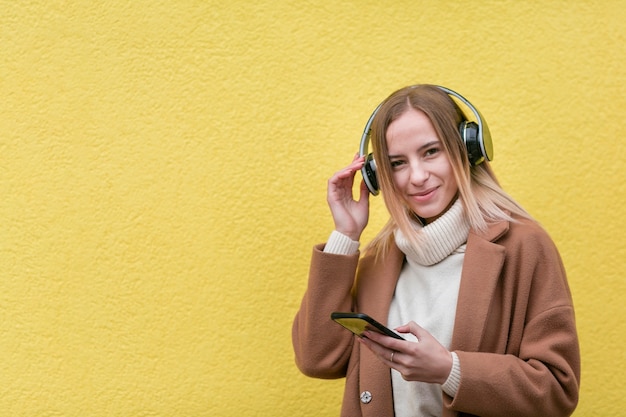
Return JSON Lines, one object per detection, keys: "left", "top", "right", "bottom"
{"left": 1, "top": 1, "right": 624, "bottom": 415}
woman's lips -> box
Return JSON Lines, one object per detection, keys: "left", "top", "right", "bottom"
{"left": 410, "top": 187, "right": 437, "bottom": 201}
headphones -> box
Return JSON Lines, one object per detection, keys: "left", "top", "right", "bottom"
{"left": 359, "top": 85, "right": 494, "bottom": 196}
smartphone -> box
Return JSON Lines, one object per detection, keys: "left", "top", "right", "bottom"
{"left": 331, "top": 312, "right": 404, "bottom": 340}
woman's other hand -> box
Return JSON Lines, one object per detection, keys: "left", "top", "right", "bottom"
{"left": 360, "top": 322, "right": 453, "bottom": 385}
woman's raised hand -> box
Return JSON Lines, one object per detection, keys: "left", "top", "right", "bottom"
{"left": 326, "top": 154, "right": 371, "bottom": 241}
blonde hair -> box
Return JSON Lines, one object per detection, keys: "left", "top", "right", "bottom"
{"left": 365, "top": 85, "right": 532, "bottom": 257}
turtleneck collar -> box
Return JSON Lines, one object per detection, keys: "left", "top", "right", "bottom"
{"left": 394, "top": 199, "right": 470, "bottom": 266}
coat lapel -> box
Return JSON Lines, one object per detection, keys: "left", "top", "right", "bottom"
{"left": 356, "top": 244, "right": 405, "bottom": 322}
{"left": 450, "top": 221, "right": 508, "bottom": 352}
{"left": 355, "top": 245, "right": 405, "bottom": 414}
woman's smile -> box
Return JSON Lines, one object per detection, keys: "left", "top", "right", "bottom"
{"left": 409, "top": 186, "right": 438, "bottom": 200}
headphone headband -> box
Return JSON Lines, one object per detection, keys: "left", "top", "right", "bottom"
{"left": 359, "top": 85, "right": 494, "bottom": 195}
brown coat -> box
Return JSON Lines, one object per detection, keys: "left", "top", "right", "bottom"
{"left": 292, "top": 217, "right": 580, "bottom": 417}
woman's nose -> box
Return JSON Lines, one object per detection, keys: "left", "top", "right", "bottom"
{"left": 409, "top": 162, "right": 429, "bottom": 185}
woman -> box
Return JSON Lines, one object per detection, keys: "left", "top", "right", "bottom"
{"left": 292, "top": 84, "right": 580, "bottom": 417}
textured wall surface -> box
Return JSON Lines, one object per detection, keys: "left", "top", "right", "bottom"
{"left": 1, "top": 1, "right": 625, "bottom": 415}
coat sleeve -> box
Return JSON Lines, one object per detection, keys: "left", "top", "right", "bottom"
{"left": 445, "top": 222, "right": 580, "bottom": 417}
{"left": 449, "top": 305, "right": 579, "bottom": 417}
{"left": 292, "top": 244, "right": 360, "bottom": 379}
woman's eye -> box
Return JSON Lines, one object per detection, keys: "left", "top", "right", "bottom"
{"left": 425, "top": 147, "right": 440, "bottom": 157}
{"left": 390, "top": 160, "right": 404, "bottom": 168}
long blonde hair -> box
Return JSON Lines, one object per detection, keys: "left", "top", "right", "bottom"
{"left": 365, "top": 85, "right": 531, "bottom": 257}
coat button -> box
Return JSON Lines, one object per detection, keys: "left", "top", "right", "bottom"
{"left": 360, "top": 391, "right": 372, "bottom": 404}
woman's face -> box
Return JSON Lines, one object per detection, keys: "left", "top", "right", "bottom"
{"left": 385, "top": 108, "right": 458, "bottom": 223}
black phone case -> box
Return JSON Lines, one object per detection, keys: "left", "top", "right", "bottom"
{"left": 331, "top": 312, "right": 404, "bottom": 340}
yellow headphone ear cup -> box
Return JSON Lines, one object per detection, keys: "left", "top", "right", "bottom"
{"left": 460, "top": 121, "right": 484, "bottom": 166}
{"left": 438, "top": 85, "right": 493, "bottom": 165}
{"left": 359, "top": 102, "right": 384, "bottom": 196}
{"left": 362, "top": 153, "right": 379, "bottom": 195}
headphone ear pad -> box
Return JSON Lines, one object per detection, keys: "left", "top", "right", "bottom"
{"left": 362, "top": 153, "right": 379, "bottom": 195}
{"left": 459, "top": 121, "right": 482, "bottom": 166}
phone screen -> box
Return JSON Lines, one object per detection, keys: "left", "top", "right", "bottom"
{"left": 331, "top": 312, "right": 404, "bottom": 340}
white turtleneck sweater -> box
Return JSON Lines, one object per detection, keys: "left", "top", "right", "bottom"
{"left": 324, "top": 199, "right": 468, "bottom": 416}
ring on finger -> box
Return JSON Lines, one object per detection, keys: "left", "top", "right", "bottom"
{"left": 390, "top": 351, "right": 395, "bottom": 362}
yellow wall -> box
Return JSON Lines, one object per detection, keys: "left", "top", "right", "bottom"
{"left": 1, "top": 1, "right": 624, "bottom": 415}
